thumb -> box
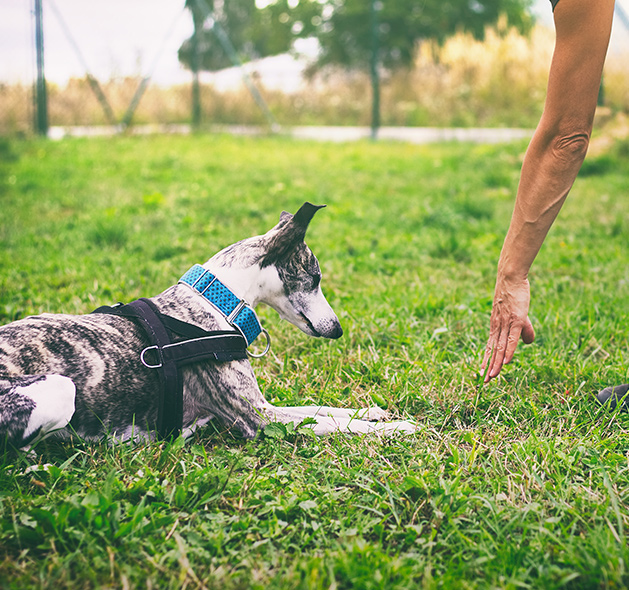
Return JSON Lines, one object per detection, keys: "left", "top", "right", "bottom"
{"left": 521, "top": 317, "right": 535, "bottom": 344}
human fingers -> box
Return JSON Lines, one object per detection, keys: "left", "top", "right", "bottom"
{"left": 485, "top": 315, "right": 534, "bottom": 381}
{"left": 521, "top": 316, "right": 535, "bottom": 344}
{"left": 486, "top": 316, "right": 514, "bottom": 381}
{"left": 502, "top": 320, "right": 527, "bottom": 367}
{"left": 481, "top": 339, "right": 495, "bottom": 382}
{"left": 481, "top": 326, "right": 494, "bottom": 373}
{"left": 482, "top": 308, "right": 510, "bottom": 382}
{"left": 481, "top": 306, "right": 502, "bottom": 375}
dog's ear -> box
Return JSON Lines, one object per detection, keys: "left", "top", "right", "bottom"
{"left": 261, "top": 202, "right": 325, "bottom": 267}
{"left": 281, "top": 202, "right": 325, "bottom": 242}
{"left": 278, "top": 203, "right": 325, "bottom": 227}
{"left": 293, "top": 202, "right": 326, "bottom": 230}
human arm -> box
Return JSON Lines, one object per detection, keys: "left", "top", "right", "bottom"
{"left": 481, "top": 0, "right": 615, "bottom": 382}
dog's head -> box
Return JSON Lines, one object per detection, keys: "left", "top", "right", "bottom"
{"left": 259, "top": 202, "right": 342, "bottom": 339}
{"left": 209, "top": 202, "right": 342, "bottom": 339}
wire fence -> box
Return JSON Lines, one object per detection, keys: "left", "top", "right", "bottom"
{"left": 0, "top": 0, "right": 338, "bottom": 137}
{"left": 1, "top": 0, "right": 629, "bottom": 138}
{"left": 1, "top": 0, "right": 267, "bottom": 136}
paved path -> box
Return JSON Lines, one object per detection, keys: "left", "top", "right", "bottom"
{"left": 49, "top": 124, "right": 534, "bottom": 144}
{"left": 289, "top": 125, "right": 533, "bottom": 144}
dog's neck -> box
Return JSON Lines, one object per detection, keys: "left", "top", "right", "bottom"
{"left": 203, "top": 259, "right": 278, "bottom": 309}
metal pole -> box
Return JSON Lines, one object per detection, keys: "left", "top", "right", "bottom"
{"left": 119, "top": 7, "right": 187, "bottom": 129}
{"left": 369, "top": 0, "right": 381, "bottom": 140}
{"left": 33, "top": 0, "right": 48, "bottom": 136}
{"left": 191, "top": 9, "right": 202, "bottom": 130}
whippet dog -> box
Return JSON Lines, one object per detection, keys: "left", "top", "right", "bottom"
{"left": 0, "top": 203, "right": 416, "bottom": 448}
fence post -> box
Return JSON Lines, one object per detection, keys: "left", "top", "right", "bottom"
{"left": 370, "top": 0, "right": 381, "bottom": 140}
{"left": 191, "top": 8, "right": 203, "bottom": 129}
{"left": 33, "top": 0, "right": 49, "bottom": 136}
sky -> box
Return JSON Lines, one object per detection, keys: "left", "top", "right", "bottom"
{"left": 0, "top": 0, "right": 627, "bottom": 87}
{"left": 1, "top": 0, "right": 194, "bottom": 85}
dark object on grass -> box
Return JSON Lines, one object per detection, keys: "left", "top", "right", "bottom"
{"left": 596, "top": 384, "right": 629, "bottom": 411}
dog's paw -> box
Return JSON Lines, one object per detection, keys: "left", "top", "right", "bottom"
{"left": 371, "top": 420, "right": 417, "bottom": 435}
{"left": 356, "top": 406, "right": 390, "bottom": 422}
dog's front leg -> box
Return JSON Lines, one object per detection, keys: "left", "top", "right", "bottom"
{"left": 269, "top": 405, "right": 390, "bottom": 421}
{"left": 261, "top": 404, "right": 416, "bottom": 437}
{"left": 180, "top": 416, "right": 215, "bottom": 439}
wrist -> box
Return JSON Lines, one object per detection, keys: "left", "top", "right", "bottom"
{"left": 496, "top": 257, "right": 530, "bottom": 283}
{"left": 496, "top": 265, "right": 529, "bottom": 285}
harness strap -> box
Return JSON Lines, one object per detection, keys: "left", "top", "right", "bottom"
{"left": 136, "top": 299, "right": 181, "bottom": 440}
{"left": 92, "top": 298, "right": 247, "bottom": 440}
{"left": 143, "top": 334, "right": 248, "bottom": 368}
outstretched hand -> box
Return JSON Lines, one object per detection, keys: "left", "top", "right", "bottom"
{"left": 481, "top": 277, "right": 535, "bottom": 382}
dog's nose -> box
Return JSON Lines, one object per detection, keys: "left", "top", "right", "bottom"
{"left": 328, "top": 322, "right": 343, "bottom": 339}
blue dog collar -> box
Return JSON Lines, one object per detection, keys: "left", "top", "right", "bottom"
{"left": 179, "top": 264, "right": 266, "bottom": 350}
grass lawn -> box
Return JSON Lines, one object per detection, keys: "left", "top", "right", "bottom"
{"left": 1, "top": 133, "right": 629, "bottom": 589}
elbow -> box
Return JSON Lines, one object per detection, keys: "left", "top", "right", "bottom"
{"left": 551, "top": 129, "right": 591, "bottom": 168}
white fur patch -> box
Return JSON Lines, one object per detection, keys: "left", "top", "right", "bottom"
{"left": 20, "top": 375, "right": 76, "bottom": 442}
{"left": 303, "top": 416, "right": 417, "bottom": 436}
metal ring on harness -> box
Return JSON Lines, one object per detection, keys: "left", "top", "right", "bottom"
{"left": 247, "top": 328, "right": 271, "bottom": 358}
{"left": 140, "top": 345, "right": 163, "bottom": 369}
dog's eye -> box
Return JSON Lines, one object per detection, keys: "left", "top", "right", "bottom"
{"left": 312, "top": 274, "right": 321, "bottom": 289}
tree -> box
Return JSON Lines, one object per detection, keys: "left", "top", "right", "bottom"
{"left": 178, "top": 0, "right": 533, "bottom": 133}
{"left": 179, "top": 0, "right": 320, "bottom": 72}
{"left": 179, "top": 0, "right": 533, "bottom": 73}
{"left": 296, "top": 0, "right": 533, "bottom": 71}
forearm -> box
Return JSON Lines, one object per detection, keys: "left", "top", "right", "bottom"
{"left": 497, "top": 0, "right": 614, "bottom": 284}
{"left": 497, "top": 122, "right": 589, "bottom": 281}
{"left": 483, "top": 125, "right": 588, "bottom": 380}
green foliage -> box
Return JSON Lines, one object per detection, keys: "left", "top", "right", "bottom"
{"left": 580, "top": 137, "right": 629, "bottom": 177}
{"left": 293, "top": 0, "right": 534, "bottom": 70}
{"left": 1, "top": 134, "right": 629, "bottom": 588}
{"left": 263, "top": 418, "right": 318, "bottom": 441}
{"left": 178, "top": 0, "right": 534, "bottom": 72}
{"left": 179, "top": 0, "right": 318, "bottom": 72}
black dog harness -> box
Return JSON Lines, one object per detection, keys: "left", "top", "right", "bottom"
{"left": 92, "top": 265, "right": 270, "bottom": 440}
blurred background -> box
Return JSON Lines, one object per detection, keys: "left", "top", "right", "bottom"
{"left": 1, "top": 0, "right": 628, "bottom": 138}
